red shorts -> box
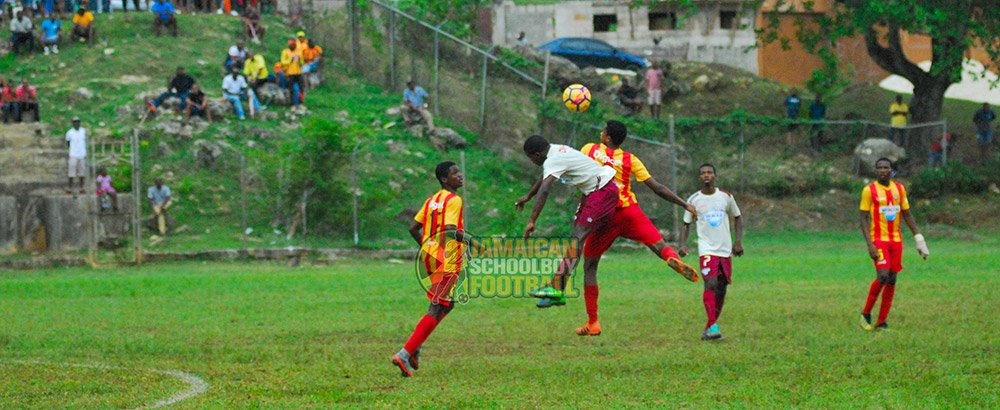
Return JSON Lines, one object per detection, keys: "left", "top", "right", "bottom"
{"left": 699, "top": 255, "right": 732, "bottom": 284}
{"left": 426, "top": 273, "right": 459, "bottom": 307}
{"left": 584, "top": 204, "right": 663, "bottom": 257}
{"left": 574, "top": 181, "right": 618, "bottom": 230}
{"left": 873, "top": 241, "right": 903, "bottom": 273}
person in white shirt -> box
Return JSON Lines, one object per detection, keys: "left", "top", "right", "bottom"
{"left": 515, "top": 135, "right": 619, "bottom": 308}
{"left": 679, "top": 163, "right": 744, "bottom": 341}
{"left": 222, "top": 67, "right": 262, "bottom": 120}
{"left": 65, "top": 117, "right": 88, "bottom": 194}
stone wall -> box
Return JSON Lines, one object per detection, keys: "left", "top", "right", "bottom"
{"left": 0, "top": 194, "right": 134, "bottom": 254}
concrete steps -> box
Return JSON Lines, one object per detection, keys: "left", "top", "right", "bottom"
{"left": 0, "top": 123, "right": 66, "bottom": 192}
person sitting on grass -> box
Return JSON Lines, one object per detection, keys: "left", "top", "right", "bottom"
{"left": 39, "top": 15, "right": 62, "bottom": 55}
{"left": 242, "top": 51, "right": 270, "bottom": 93}
{"left": 616, "top": 77, "right": 642, "bottom": 116}
{"left": 147, "top": 178, "right": 173, "bottom": 235}
{"left": 15, "top": 79, "right": 40, "bottom": 122}
{"left": 184, "top": 84, "right": 211, "bottom": 122}
{"left": 300, "top": 38, "right": 322, "bottom": 89}
{"left": 151, "top": 0, "right": 178, "bottom": 37}
{"left": 9, "top": 10, "right": 35, "bottom": 55}
{"left": 147, "top": 66, "right": 196, "bottom": 114}
{"left": 71, "top": 7, "right": 95, "bottom": 45}
{"left": 0, "top": 78, "right": 19, "bottom": 123}
{"left": 402, "top": 80, "right": 433, "bottom": 131}
{"left": 241, "top": 3, "right": 265, "bottom": 42}
{"left": 222, "top": 66, "right": 261, "bottom": 120}
{"left": 96, "top": 166, "right": 119, "bottom": 212}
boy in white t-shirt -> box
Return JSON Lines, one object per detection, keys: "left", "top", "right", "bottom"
{"left": 679, "top": 163, "right": 744, "bottom": 341}
{"left": 515, "top": 135, "right": 618, "bottom": 308}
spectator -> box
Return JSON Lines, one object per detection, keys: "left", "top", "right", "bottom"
{"left": 242, "top": 3, "right": 264, "bottom": 42}
{"left": 96, "top": 166, "right": 119, "bottom": 212}
{"left": 15, "top": 79, "right": 39, "bottom": 122}
{"left": 516, "top": 31, "right": 528, "bottom": 47}
{"left": 9, "top": 10, "right": 34, "bottom": 55}
{"left": 1, "top": 78, "right": 19, "bottom": 123}
{"left": 929, "top": 131, "right": 951, "bottom": 168}
{"left": 222, "top": 66, "right": 261, "bottom": 120}
{"left": 784, "top": 89, "right": 801, "bottom": 127}
{"left": 151, "top": 0, "right": 177, "bottom": 37}
{"left": 402, "top": 79, "right": 434, "bottom": 131}
{"left": 225, "top": 40, "right": 247, "bottom": 72}
{"left": 644, "top": 61, "right": 664, "bottom": 119}
{"left": 301, "top": 38, "right": 321, "bottom": 89}
{"left": 39, "top": 15, "right": 61, "bottom": 55}
{"left": 71, "top": 7, "right": 95, "bottom": 45}
{"left": 147, "top": 178, "right": 172, "bottom": 235}
{"left": 280, "top": 40, "right": 303, "bottom": 108}
{"left": 242, "top": 50, "right": 269, "bottom": 90}
{"left": 889, "top": 94, "right": 909, "bottom": 146}
{"left": 147, "top": 66, "right": 196, "bottom": 114}
{"left": 616, "top": 77, "right": 642, "bottom": 116}
{"left": 294, "top": 30, "right": 307, "bottom": 51}
{"left": 808, "top": 94, "right": 827, "bottom": 151}
{"left": 66, "top": 117, "right": 87, "bottom": 194}
{"left": 973, "top": 102, "right": 995, "bottom": 161}
{"left": 183, "top": 84, "right": 211, "bottom": 122}
{"left": 121, "top": 0, "right": 142, "bottom": 12}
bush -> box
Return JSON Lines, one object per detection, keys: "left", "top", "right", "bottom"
{"left": 909, "top": 162, "right": 987, "bottom": 198}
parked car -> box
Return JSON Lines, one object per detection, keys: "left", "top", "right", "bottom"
{"left": 537, "top": 37, "right": 649, "bottom": 70}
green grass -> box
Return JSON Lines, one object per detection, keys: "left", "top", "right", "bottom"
{"left": 1, "top": 230, "right": 997, "bottom": 408}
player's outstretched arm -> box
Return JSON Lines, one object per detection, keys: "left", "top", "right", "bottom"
{"left": 524, "top": 176, "right": 557, "bottom": 238}
{"left": 515, "top": 177, "right": 544, "bottom": 211}
{"left": 901, "top": 210, "right": 929, "bottom": 259}
{"left": 733, "top": 216, "right": 744, "bottom": 257}
{"left": 643, "top": 177, "right": 697, "bottom": 219}
{"left": 408, "top": 220, "right": 423, "bottom": 246}
{"left": 860, "top": 211, "right": 879, "bottom": 260}
{"left": 678, "top": 223, "right": 691, "bottom": 257}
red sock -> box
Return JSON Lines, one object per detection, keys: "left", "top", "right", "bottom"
{"left": 863, "top": 280, "right": 883, "bottom": 315}
{"left": 584, "top": 285, "right": 599, "bottom": 324}
{"left": 703, "top": 289, "right": 717, "bottom": 329}
{"left": 876, "top": 284, "right": 896, "bottom": 325}
{"left": 403, "top": 314, "right": 439, "bottom": 354}
{"left": 659, "top": 246, "right": 679, "bottom": 262}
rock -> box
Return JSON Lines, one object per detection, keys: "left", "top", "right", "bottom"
{"left": 119, "top": 75, "right": 151, "bottom": 84}
{"left": 256, "top": 83, "right": 289, "bottom": 106}
{"left": 578, "top": 66, "right": 610, "bottom": 93}
{"left": 114, "top": 104, "right": 135, "bottom": 118}
{"left": 103, "top": 48, "right": 115, "bottom": 55}
{"left": 334, "top": 110, "right": 350, "bottom": 122}
{"left": 258, "top": 110, "right": 279, "bottom": 121}
{"left": 68, "top": 87, "right": 94, "bottom": 103}
{"left": 207, "top": 98, "right": 234, "bottom": 119}
{"left": 154, "top": 120, "right": 184, "bottom": 136}
{"left": 430, "top": 127, "right": 467, "bottom": 149}
{"left": 192, "top": 139, "right": 230, "bottom": 168}
{"left": 692, "top": 74, "right": 711, "bottom": 91}
{"left": 854, "top": 138, "right": 906, "bottom": 176}
{"left": 385, "top": 106, "right": 402, "bottom": 117}
{"left": 407, "top": 124, "right": 425, "bottom": 138}
{"left": 156, "top": 142, "right": 173, "bottom": 157}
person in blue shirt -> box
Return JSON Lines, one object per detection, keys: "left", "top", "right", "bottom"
{"left": 39, "top": 16, "right": 62, "bottom": 55}
{"left": 151, "top": 0, "right": 177, "bottom": 37}
{"left": 402, "top": 80, "right": 434, "bottom": 132}
{"left": 808, "top": 94, "right": 827, "bottom": 151}
{"left": 784, "top": 89, "right": 801, "bottom": 121}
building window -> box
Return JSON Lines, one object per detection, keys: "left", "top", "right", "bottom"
{"left": 719, "top": 10, "right": 738, "bottom": 29}
{"left": 593, "top": 14, "right": 617, "bottom": 32}
{"left": 648, "top": 12, "right": 677, "bottom": 30}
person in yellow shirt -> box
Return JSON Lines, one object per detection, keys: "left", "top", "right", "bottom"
{"left": 857, "top": 157, "right": 928, "bottom": 332}
{"left": 280, "top": 40, "right": 303, "bottom": 107}
{"left": 889, "top": 94, "right": 909, "bottom": 146}
{"left": 242, "top": 51, "right": 269, "bottom": 89}
{"left": 294, "top": 31, "right": 308, "bottom": 52}
{"left": 71, "top": 7, "right": 95, "bottom": 45}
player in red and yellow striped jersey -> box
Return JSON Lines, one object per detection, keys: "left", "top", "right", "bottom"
{"left": 573, "top": 120, "right": 700, "bottom": 336}
{"left": 858, "top": 158, "right": 929, "bottom": 332}
{"left": 392, "top": 161, "right": 471, "bottom": 377}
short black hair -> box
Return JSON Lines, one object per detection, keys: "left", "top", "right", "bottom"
{"left": 875, "top": 157, "right": 893, "bottom": 168}
{"left": 699, "top": 163, "right": 716, "bottom": 173}
{"left": 435, "top": 161, "right": 456, "bottom": 184}
{"left": 523, "top": 135, "right": 549, "bottom": 155}
{"left": 605, "top": 120, "right": 627, "bottom": 146}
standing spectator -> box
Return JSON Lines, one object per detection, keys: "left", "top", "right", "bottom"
{"left": 121, "top": 0, "right": 142, "bottom": 12}
{"left": 222, "top": 66, "right": 261, "bottom": 120}
{"left": 225, "top": 40, "right": 248, "bottom": 72}
{"left": 66, "top": 117, "right": 87, "bottom": 194}
{"left": 1, "top": 78, "right": 19, "bottom": 123}
{"left": 784, "top": 89, "right": 801, "bottom": 125}
{"left": 183, "top": 84, "right": 211, "bottom": 122}
{"left": 644, "top": 62, "right": 664, "bottom": 119}
{"left": 402, "top": 79, "right": 434, "bottom": 131}
{"left": 616, "top": 77, "right": 642, "bottom": 116}
{"left": 39, "top": 15, "right": 62, "bottom": 55}
{"left": 242, "top": 50, "right": 269, "bottom": 91}
{"left": 15, "top": 79, "right": 40, "bottom": 122}
{"left": 280, "top": 40, "right": 303, "bottom": 108}
{"left": 95, "top": 166, "right": 119, "bottom": 212}
{"left": 9, "top": 10, "right": 34, "bottom": 55}
{"left": 808, "top": 94, "right": 827, "bottom": 151}
{"left": 888, "top": 94, "right": 909, "bottom": 146}
{"left": 973, "top": 102, "right": 995, "bottom": 161}
{"left": 151, "top": 0, "right": 177, "bottom": 37}
{"left": 516, "top": 31, "right": 528, "bottom": 47}
{"left": 929, "top": 132, "right": 951, "bottom": 168}
{"left": 147, "top": 66, "right": 195, "bottom": 113}
{"left": 242, "top": 3, "right": 264, "bottom": 42}
{"left": 71, "top": 7, "right": 95, "bottom": 45}
{"left": 294, "top": 30, "right": 307, "bottom": 51}
{"left": 300, "top": 38, "right": 322, "bottom": 90}
{"left": 147, "top": 178, "right": 173, "bottom": 235}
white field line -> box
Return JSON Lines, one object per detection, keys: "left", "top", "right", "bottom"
{"left": 4, "top": 359, "right": 209, "bottom": 409}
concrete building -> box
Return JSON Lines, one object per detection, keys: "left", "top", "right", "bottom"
{"left": 487, "top": 0, "right": 759, "bottom": 72}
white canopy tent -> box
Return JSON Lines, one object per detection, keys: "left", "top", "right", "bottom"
{"left": 878, "top": 59, "right": 1000, "bottom": 105}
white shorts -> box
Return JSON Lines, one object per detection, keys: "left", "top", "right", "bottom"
{"left": 68, "top": 157, "right": 86, "bottom": 178}
{"left": 647, "top": 89, "right": 662, "bottom": 105}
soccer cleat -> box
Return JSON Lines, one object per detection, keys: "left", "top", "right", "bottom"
{"left": 667, "top": 258, "right": 699, "bottom": 282}
{"left": 701, "top": 323, "right": 722, "bottom": 341}
{"left": 859, "top": 313, "right": 873, "bottom": 331}
{"left": 409, "top": 348, "right": 420, "bottom": 371}
{"left": 529, "top": 285, "right": 563, "bottom": 299}
{"left": 536, "top": 296, "right": 566, "bottom": 308}
{"left": 146, "top": 100, "right": 157, "bottom": 112}
{"left": 875, "top": 322, "right": 889, "bottom": 332}
{"left": 391, "top": 352, "right": 414, "bottom": 377}
{"left": 576, "top": 321, "right": 602, "bottom": 336}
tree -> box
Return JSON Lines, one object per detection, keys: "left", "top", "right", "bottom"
{"left": 759, "top": 0, "right": 1000, "bottom": 152}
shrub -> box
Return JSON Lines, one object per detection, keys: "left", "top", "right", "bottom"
{"left": 909, "top": 162, "right": 987, "bottom": 198}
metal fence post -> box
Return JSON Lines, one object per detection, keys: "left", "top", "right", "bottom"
{"left": 460, "top": 150, "right": 468, "bottom": 231}
{"left": 433, "top": 31, "right": 440, "bottom": 115}
{"left": 739, "top": 124, "right": 746, "bottom": 193}
{"left": 240, "top": 155, "right": 248, "bottom": 251}
{"left": 351, "top": 141, "right": 361, "bottom": 247}
{"left": 349, "top": 0, "right": 358, "bottom": 69}
{"left": 669, "top": 114, "right": 678, "bottom": 240}
{"left": 131, "top": 128, "right": 142, "bottom": 264}
{"left": 480, "top": 47, "right": 496, "bottom": 133}
{"left": 541, "top": 50, "right": 551, "bottom": 98}
{"left": 389, "top": 9, "right": 397, "bottom": 90}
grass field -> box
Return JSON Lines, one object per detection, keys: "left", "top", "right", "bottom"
{"left": 0, "top": 230, "right": 997, "bottom": 408}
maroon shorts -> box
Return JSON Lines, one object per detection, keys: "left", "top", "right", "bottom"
{"left": 574, "top": 181, "right": 619, "bottom": 231}
{"left": 873, "top": 241, "right": 903, "bottom": 273}
{"left": 584, "top": 204, "right": 663, "bottom": 257}
{"left": 699, "top": 255, "right": 732, "bottom": 284}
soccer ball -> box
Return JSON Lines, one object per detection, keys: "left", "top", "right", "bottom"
{"left": 562, "top": 84, "right": 591, "bottom": 112}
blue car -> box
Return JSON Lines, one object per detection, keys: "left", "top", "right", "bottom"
{"left": 538, "top": 38, "right": 649, "bottom": 70}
